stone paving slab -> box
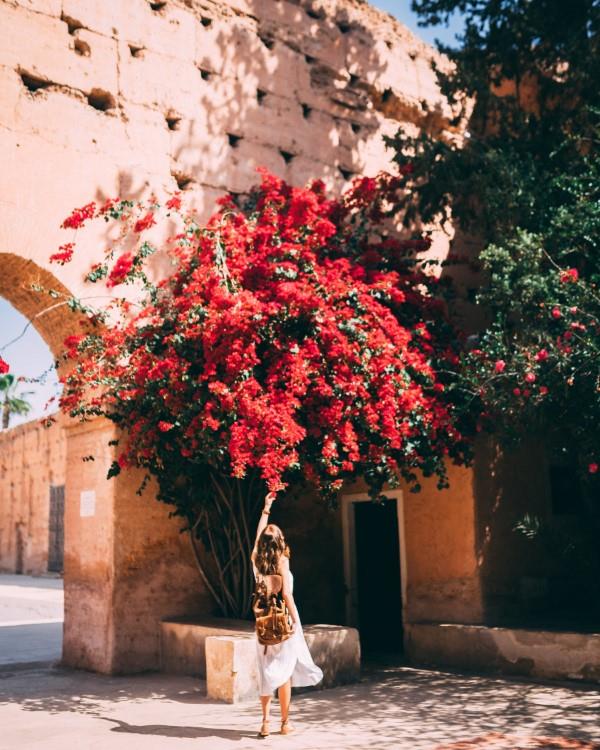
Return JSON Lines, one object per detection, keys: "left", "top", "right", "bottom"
{"left": 0, "top": 662, "right": 599, "bottom": 750}
{"left": 0, "top": 574, "right": 64, "bottom": 667}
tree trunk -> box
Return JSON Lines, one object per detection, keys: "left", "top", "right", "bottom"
{"left": 188, "top": 468, "right": 264, "bottom": 619}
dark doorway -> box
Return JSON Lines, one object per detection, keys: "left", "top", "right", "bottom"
{"left": 48, "top": 485, "right": 65, "bottom": 573}
{"left": 353, "top": 498, "right": 403, "bottom": 654}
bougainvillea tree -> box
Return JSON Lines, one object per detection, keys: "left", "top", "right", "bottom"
{"left": 51, "top": 169, "right": 471, "bottom": 616}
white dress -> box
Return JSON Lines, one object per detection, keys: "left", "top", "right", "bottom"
{"left": 252, "top": 564, "right": 324, "bottom": 696}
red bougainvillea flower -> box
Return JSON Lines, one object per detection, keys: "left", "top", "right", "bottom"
{"left": 165, "top": 193, "right": 182, "bottom": 211}
{"left": 60, "top": 201, "right": 96, "bottom": 229}
{"left": 0, "top": 357, "right": 9, "bottom": 375}
{"left": 49, "top": 242, "right": 75, "bottom": 265}
{"left": 524, "top": 372, "right": 536, "bottom": 383}
{"left": 55, "top": 168, "right": 471, "bottom": 501}
{"left": 494, "top": 359, "right": 506, "bottom": 373}
{"left": 106, "top": 253, "right": 135, "bottom": 287}
{"left": 133, "top": 211, "right": 157, "bottom": 233}
{"left": 560, "top": 268, "right": 579, "bottom": 283}
{"left": 551, "top": 307, "right": 562, "bottom": 319}
{"left": 535, "top": 349, "right": 549, "bottom": 362}
{"left": 589, "top": 463, "right": 598, "bottom": 474}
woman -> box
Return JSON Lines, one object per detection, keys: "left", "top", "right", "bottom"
{"left": 250, "top": 492, "right": 324, "bottom": 738}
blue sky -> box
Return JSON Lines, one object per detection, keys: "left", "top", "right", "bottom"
{"left": 0, "top": 2, "right": 462, "bottom": 427}
{"left": 373, "top": 1, "right": 463, "bottom": 46}
{"left": 0, "top": 301, "right": 61, "bottom": 428}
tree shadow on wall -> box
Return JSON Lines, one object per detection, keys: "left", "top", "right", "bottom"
{"left": 84, "top": 0, "right": 447, "bottom": 248}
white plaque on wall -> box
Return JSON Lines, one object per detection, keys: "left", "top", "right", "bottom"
{"left": 80, "top": 490, "right": 96, "bottom": 517}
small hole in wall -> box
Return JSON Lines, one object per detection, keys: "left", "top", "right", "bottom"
{"left": 165, "top": 113, "right": 182, "bottom": 130}
{"left": 305, "top": 54, "right": 316, "bottom": 64}
{"left": 198, "top": 67, "right": 213, "bottom": 81}
{"left": 74, "top": 38, "right": 91, "bottom": 57}
{"left": 256, "top": 89, "right": 267, "bottom": 105}
{"left": 171, "top": 171, "right": 195, "bottom": 190}
{"left": 228, "top": 191, "right": 245, "bottom": 208}
{"left": 349, "top": 73, "right": 359, "bottom": 86}
{"left": 338, "top": 166, "right": 354, "bottom": 181}
{"left": 386, "top": 40, "right": 393, "bottom": 50}
{"left": 280, "top": 150, "right": 295, "bottom": 164}
{"left": 200, "top": 16, "right": 212, "bottom": 27}
{"left": 129, "top": 44, "right": 145, "bottom": 58}
{"left": 259, "top": 35, "right": 275, "bottom": 50}
{"left": 409, "top": 50, "right": 417, "bottom": 61}
{"left": 381, "top": 88, "right": 393, "bottom": 104}
{"left": 149, "top": 1, "right": 167, "bottom": 11}
{"left": 19, "top": 70, "right": 51, "bottom": 92}
{"left": 351, "top": 122, "right": 361, "bottom": 134}
{"left": 337, "top": 19, "right": 351, "bottom": 34}
{"left": 87, "top": 88, "right": 117, "bottom": 111}
{"left": 301, "top": 103, "right": 312, "bottom": 119}
{"left": 228, "top": 133, "right": 242, "bottom": 148}
{"left": 61, "top": 13, "right": 83, "bottom": 35}
{"left": 306, "top": 7, "right": 324, "bottom": 20}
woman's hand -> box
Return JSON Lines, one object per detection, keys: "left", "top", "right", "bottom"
{"left": 264, "top": 491, "right": 276, "bottom": 512}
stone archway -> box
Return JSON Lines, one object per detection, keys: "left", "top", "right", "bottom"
{"left": 0, "top": 252, "right": 211, "bottom": 673}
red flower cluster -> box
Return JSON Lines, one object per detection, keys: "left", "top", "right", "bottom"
{"left": 0, "top": 357, "right": 9, "bottom": 375}
{"left": 60, "top": 201, "right": 96, "bottom": 229}
{"left": 560, "top": 268, "right": 579, "bottom": 283}
{"left": 133, "top": 212, "right": 156, "bottom": 234}
{"left": 49, "top": 242, "right": 75, "bottom": 265}
{"left": 57, "top": 170, "right": 468, "bottom": 499}
{"left": 106, "top": 253, "right": 134, "bottom": 287}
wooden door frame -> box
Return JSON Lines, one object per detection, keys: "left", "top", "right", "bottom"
{"left": 341, "top": 489, "right": 407, "bottom": 630}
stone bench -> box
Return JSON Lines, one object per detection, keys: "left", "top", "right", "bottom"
{"left": 160, "top": 617, "right": 360, "bottom": 702}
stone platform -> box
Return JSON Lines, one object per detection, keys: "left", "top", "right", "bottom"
{"left": 406, "top": 622, "right": 600, "bottom": 683}
{"left": 160, "top": 617, "right": 360, "bottom": 702}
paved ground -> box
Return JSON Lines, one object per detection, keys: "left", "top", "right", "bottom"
{"left": 0, "top": 575, "right": 598, "bottom": 749}
{"left": 0, "top": 661, "right": 599, "bottom": 750}
{"left": 0, "top": 574, "right": 63, "bottom": 667}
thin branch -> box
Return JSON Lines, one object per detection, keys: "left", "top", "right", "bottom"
{"left": 189, "top": 524, "right": 225, "bottom": 612}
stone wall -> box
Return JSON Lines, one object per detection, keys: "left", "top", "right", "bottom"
{"left": 1, "top": 0, "right": 453, "bottom": 308}
{"left": 0, "top": 0, "right": 464, "bottom": 672}
{"left": 0, "top": 416, "right": 66, "bottom": 574}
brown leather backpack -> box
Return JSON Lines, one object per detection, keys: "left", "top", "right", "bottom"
{"left": 251, "top": 573, "right": 294, "bottom": 654}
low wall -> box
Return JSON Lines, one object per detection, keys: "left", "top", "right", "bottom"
{"left": 406, "top": 623, "right": 600, "bottom": 683}
{"left": 161, "top": 616, "right": 361, "bottom": 702}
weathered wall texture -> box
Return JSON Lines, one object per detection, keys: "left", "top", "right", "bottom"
{"left": 406, "top": 622, "right": 600, "bottom": 684}
{"left": 0, "top": 416, "right": 66, "bottom": 574}
{"left": 0, "top": 0, "right": 464, "bottom": 672}
{"left": 0, "top": 0, "right": 453, "bottom": 309}
{"left": 63, "top": 418, "right": 213, "bottom": 673}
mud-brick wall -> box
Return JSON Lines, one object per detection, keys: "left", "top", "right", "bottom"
{"left": 0, "top": 416, "right": 66, "bottom": 574}
{"left": 0, "top": 0, "right": 452, "bottom": 307}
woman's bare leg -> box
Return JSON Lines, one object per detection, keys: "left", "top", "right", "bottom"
{"left": 278, "top": 679, "right": 293, "bottom": 732}
{"left": 260, "top": 694, "right": 272, "bottom": 721}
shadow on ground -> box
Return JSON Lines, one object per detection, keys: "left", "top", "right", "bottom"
{"left": 1, "top": 663, "right": 599, "bottom": 749}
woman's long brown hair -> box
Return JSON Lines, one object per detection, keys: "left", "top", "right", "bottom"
{"left": 254, "top": 524, "right": 290, "bottom": 575}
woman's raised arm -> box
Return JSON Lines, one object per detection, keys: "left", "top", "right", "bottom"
{"left": 251, "top": 492, "right": 276, "bottom": 560}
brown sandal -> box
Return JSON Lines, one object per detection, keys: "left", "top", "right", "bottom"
{"left": 281, "top": 718, "right": 294, "bottom": 735}
{"left": 258, "top": 720, "right": 270, "bottom": 738}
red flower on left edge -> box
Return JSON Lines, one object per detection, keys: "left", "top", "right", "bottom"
{"left": 0, "top": 357, "right": 9, "bottom": 375}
